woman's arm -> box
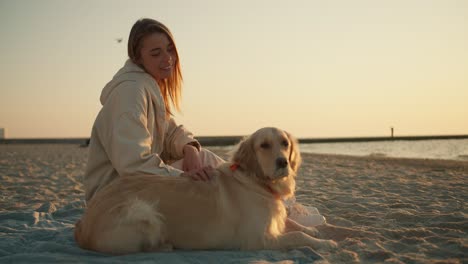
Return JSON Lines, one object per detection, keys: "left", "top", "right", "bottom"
{"left": 163, "top": 118, "right": 217, "bottom": 181}
{"left": 164, "top": 117, "right": 203, "bottom": 171}
{"left": 182, "top": 144, "right": 202, "bottom": 171}
{"left": 164, "top": 117, "right": 200, "bottom": 158}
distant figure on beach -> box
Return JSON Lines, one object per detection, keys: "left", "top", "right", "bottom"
{"left": 84, "top": 18, "right": 224, "bottom": 202}
{"left": 391, "top": 127, "right": 394, "bottom": 138}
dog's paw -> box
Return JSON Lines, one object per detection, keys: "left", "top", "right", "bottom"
{"left": 303, "top": 226, "right": 320, "bottom": 237}
{"left": 319, "top": 239, "right": 338, "bottom": 250}
{"left": 305, "top": 236, "right": 338, "bottom": 251}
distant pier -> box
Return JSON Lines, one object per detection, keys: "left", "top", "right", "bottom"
{"left": 297, "top": 135, "right": 468, "bottom": 144}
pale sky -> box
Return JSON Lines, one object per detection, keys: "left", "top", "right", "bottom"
{"left": 0, "top": 0, "right": 467, "bottom": 138}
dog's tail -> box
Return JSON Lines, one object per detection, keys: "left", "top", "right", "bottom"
{"left": 111, "top": 197, "right": 166, "bottom": 252}
{"left": 120, "top": 198, "right": 165, "bottom": 235}
{"left": 75, "top": 198, "right": 166, "bottom": 254}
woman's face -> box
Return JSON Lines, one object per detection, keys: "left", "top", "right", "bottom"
{"left": 138, "top": 32, "right": 176, "bottom": 81}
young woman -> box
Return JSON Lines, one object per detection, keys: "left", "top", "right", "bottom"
{"left": 84, "top": 18, "right": 224, "bottom": 202}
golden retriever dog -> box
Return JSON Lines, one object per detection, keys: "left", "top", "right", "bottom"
{"left": 74, "top": 127, "right": 337, "bottom": 254}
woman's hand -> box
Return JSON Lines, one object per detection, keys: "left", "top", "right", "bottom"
{"left": 182, "top": 144, "right": 202, "bottom": 172}
{"left": 180, "top": 166, "right": 214, "bottom": 181}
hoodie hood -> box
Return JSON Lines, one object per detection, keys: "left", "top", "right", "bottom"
{"left": 100, "top": 59, "right": 154, "bottom": 105}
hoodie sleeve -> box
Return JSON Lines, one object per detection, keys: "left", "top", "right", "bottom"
{"left": 164, "top": 117, "right": 201, "bottom": 160}
{"left": 99, "top": 81, "right": 183, "bottom": 177}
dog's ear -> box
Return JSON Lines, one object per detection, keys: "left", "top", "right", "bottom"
{"left": 285, "top": 131, "right": 302, "bottom": 173}
{"left": 231, "top": 136, "right": 257, "bottom": 171}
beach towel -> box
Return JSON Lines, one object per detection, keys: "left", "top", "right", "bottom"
{"left": 0, "top": 201, "right": 324, "bottom": 263}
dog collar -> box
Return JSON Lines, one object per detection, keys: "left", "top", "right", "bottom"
{"left": 230, "top": 163, "right": 240, "bottom": 171}
{"left": 230, "top": 163, "right": 281, "bottom": 200}
{"left": 265, "top": 185, "right": 281, "bottom": 200}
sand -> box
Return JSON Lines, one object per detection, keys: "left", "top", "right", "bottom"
{"left": 0, "top": 144, "right": 466, "bottom": 263}
{"left": 298, "top": 154, "right": 467, "bottom": 263}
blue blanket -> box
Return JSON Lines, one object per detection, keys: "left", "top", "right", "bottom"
{"left": 0, "top": 201, "right": 323, "bottom": 264}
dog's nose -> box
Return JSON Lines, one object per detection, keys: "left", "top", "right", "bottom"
{"left": 276, "top": 157, "right": 288, "bottom": 169}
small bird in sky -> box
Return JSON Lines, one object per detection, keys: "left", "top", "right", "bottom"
{"left": 116, "top": 38, "right": 123, "bottom": 43}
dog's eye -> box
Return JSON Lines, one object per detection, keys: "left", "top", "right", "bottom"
{"left": 260, "top": 142, "right": 270, "bottom": 149}
{"left": 282, "top": 140, "right": 289, "bottom": 147}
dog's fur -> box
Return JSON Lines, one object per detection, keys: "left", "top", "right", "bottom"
{"left": 74, "top": 127, "right": 336, "bottom": 254}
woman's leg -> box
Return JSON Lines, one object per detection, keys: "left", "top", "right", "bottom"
{"left": 199, "top": 148, "right": 226, "bottom": 168}
{"left": 170, "top": 148, "right": 226, "bottom": 170}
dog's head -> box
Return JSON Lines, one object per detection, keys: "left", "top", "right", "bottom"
{"left": 232, "top": 127, "right": 302, "bottom": 198}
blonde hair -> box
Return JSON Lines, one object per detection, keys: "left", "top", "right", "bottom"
{"left": 128, "top": 18, "right": 183, "bottom": 116}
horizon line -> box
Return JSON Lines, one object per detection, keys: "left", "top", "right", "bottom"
{"left": 1, "top": 134, "right": 467, "bottom": 146}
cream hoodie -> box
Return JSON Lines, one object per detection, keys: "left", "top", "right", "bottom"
{"left": 84, "top": 60, "right": 199, "bottom": 201}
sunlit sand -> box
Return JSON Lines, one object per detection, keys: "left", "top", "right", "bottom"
{"left": 0, "top": 144, "right": 466, "bottom": 263}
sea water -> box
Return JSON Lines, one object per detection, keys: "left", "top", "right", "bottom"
{"left": 300, "top": 139, "right": 468, "bottom": 161}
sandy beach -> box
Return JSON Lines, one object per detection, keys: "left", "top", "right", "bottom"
{"left": 0, "top": 144, "right": 466, "bottom": 263}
